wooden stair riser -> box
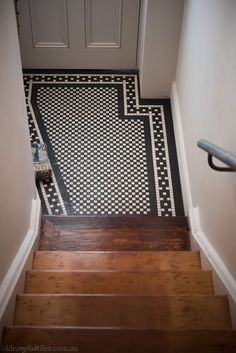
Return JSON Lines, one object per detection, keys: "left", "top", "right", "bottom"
{"left": 25, "top": 271, "right": 214, "bottom": 295}
{"left": 3, "top": 327, "right": 236, "bottom": 353}
{"left": 33, "top": 251, "right": 201, "bottom": 271}
{"left": 14, "top": 294, "right": 231, "bottom": 329}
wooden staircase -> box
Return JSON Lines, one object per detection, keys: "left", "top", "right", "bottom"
{"left": 2, "top": 215, "right": 236, "bottom": 352}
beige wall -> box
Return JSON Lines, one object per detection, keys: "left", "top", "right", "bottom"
{"left": 173, "top": 0, "right": 236, "bottom": 311}
{"left": 138, "top": 0, "right": 184, "bottom": 98}
{"left": 0, "top": 0, "right": 35, "bottom": 284}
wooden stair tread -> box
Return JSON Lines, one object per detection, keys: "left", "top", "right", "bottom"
{"left": 33, "top": 251, "right": 201, "bottom": 271}
{"left": 3, "top": 327, "right": 236, "bottom": 353}
{"left": 40, "top": 215, "right": 190, "bottom": 251}
{"left": 39, "top": 229, "right": 190, "bottom": 251}
{"left": 41, "top": 215, "right": 189, "bottom": 231}
{"left": 14, "top": 294, "right": 231, "bottom": 329}
{"left": 25, "top": 270, "right": 213, "bottom": 295}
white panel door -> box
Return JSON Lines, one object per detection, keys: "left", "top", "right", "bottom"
{"left": 17, "top": 0, "right": 140, "bottom": 69}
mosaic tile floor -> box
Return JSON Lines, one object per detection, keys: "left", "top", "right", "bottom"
{"left": 23, "top": 70, "right": 184, "bottom": 216}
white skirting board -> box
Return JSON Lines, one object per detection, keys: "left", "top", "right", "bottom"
{"left": 0, "top": 193, "right": 41, "bottom": 336}
{"left": 171, "top": 81, "right": 236, "bottom": 327}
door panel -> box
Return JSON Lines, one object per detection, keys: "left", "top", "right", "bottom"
{"left": 18, "top": 0, "right": 140, "bottom": 69}
{"left": 29, "top": 0, "right": 69, "bottom": 48}
{"left": 85, "top": 0, "right": 122, "bottom": 48}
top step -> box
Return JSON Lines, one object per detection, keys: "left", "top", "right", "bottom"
{"left": 41, "top": 215, "right": 189, "bottom": 233}
{"left": 40, "top": 216, "right": 190, "bottom": 251}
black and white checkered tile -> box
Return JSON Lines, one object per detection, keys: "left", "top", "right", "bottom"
{"left": 23, "top": 71, "right": 184, "bottom": 216}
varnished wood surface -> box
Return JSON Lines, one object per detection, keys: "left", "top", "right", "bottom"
{"left": 25, "top": 270, "right": 213, "bottom": 295}
{"left": 41, "top": 215, "right": 189, "bottom": 232}
{"left": 33, "top": 251, "right": 201, "bottom": 271}
{"left": 14, "top": 294, "right": 231, "bottom": 329}
{"left": 40, "top": 215, "right": 190, "bottom": 251}
{"left": 3, "top": 327, "right": 236, "bottom": 353}
{"left": 39, "top": 229, "right": 190, "bottom": 251}
{"left": 3, "top": 215, "right": 236, "bottom": 352}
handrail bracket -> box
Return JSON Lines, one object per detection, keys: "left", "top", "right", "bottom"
{"left": 207, "top": 154, "right": 234, "bottom": 172}
{"left": 198, "top": 139, "right": 236, "bottom": 172}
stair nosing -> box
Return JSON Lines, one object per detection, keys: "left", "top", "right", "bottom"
{"left": 27, "top": 269, "right": 211, "bottom": 273}
{"left": 4, "top": 325, "right": 235, "bottom": 332}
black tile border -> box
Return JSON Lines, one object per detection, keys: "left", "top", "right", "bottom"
{"left": 23, "top": 68, "right": 138, "bottom": 75}
{"left": 136, "top": 74, "right": 184, "bottom": 216}
{"left": 36, "top": 180, "right": 48, "bottom": 215}
{"left": 162, "top": 100, "right": 184, "bottom": 216}
{"left": 31, "top": 84, "right": 75, "bottom": 214}
{"left": 139, "top": 97, "right": 184, "bottom": 216}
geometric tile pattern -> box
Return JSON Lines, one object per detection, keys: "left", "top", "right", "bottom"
{"left": 23, "top": 71, "right": 184, "bottom": 216}
{"left": 37, "top": 85, "right": 150, "bottom": 215}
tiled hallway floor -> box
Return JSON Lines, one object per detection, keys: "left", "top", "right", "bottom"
{"left": 23, "top": 70, "right": 184, "bottom": 216}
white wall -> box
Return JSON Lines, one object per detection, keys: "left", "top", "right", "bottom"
{"left": 138, "top": 0, "right": 184, "bottom": 98}
{"left": 172, "top": 0, "right": 236, "bottom": 324}
{"left": 0, "top": 0, "right": 40, "bottom": 334}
